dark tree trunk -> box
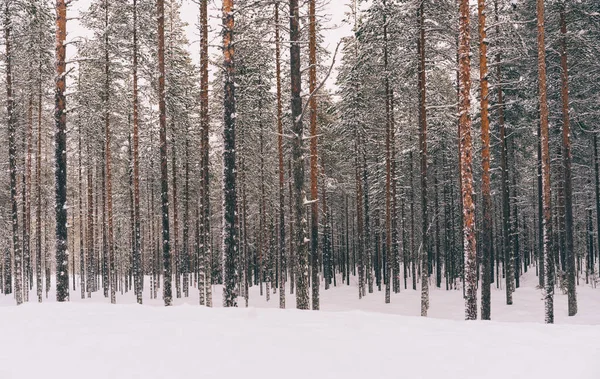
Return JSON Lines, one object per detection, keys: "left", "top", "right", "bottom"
{"left": 417, "top": 0, "right": 428, "bottom": 315}
{"left": 222, "top": 0, "right": 238, "bottom": 307}
{"left": 290, "top": 0, "right": 309, "bottom": 309}
{"left": 274, "top": 1, "right": 286, "bottom": 310}
{"left": 54, "top": 0, "right": 69, "bottom": 303}
{"left": 559, "top": 2, "right": 576, "bottom": 316}
{"left": 157, "top": 0, "right": 172, "bottom": 306}
{"left": 478, "top": 0, "right": 492, "bottom": 320}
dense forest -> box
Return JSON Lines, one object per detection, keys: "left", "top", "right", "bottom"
{"left": 0, "top": 0, "right": 599, "bottom": 323}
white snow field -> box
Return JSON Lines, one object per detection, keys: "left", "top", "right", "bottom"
{"left": 1, "top": 270, "right": 599, "bottom": 379}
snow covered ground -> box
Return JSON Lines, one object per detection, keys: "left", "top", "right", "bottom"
{"left": 1, "top": 271, "right": 599, "bottom": 379}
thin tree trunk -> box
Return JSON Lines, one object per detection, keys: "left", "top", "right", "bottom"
{"left": 24, "top": 95, "right": 33, "bottom": 300}
{"left": 594, "top": 134, "right": 600, "bottom": 278}
{"left": 199, "top": 0, "right": 210, "bottom": 306}
{"left": 36, "top": 47, "right": 43, "bottom": 302}
{"left": 417, "top": 0, "right": 428, "bottom": 315}
{"left": 132, "top": 0, "right": 142, "bottom": 304}
{"left": 274, "top": 1, "right": 286, "bottom": 309}
{"left": 494, "top": 0, "right": 513, "bottom": 305}
{"left": 103, "top": 2, "right": 116, "bottom": 305}
{"left": 6, "top": 1, "right": 22, "bottom": 305}
{"left": 78, "top": 100, "right": 85, "bottom": 299}
{"left": 559, "top": 2, "right": 576, "bottom": 316}
{"left": 308, "top": 0, "right": 320, "bottom": 310}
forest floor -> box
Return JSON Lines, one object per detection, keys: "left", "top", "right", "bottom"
{"left": 1, "top": 270, "right": 599, "bottom": 378}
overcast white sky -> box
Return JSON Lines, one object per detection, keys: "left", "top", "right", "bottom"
{"left": 68, "top": 0, "right": 353, "bottom": 90}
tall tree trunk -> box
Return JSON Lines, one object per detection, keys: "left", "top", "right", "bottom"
{"left": 290, "top": 0, "right": 309, "bottom": 310}
{"left": 103, "top": 1, "right": 116, "bottom": 305}
{"left": 54, "top": 0, "right": 69, "bottom": 302}
{"left": 559, "top": 2, "right": 576, "bottom": 316}
{"left": 6, "top": 1, "right": 22, "bottom": 305}
{"left": 78, "top": 101, "right": 85, "bottom": 299}
{"left": 478, "top": 0, "right": 492, "bottom": 320}
{"left": 308, "top": 0, "right": 320, "bottom": 310}
{"left": 24, "top": 95, "right": 33, "bottom": 301}
{"left": 183, "top": 116, "right": 190, "bottom": 298}
{"left": 495, "top": 0, "right": 513, "bottom": 305}
{"left": 36, "top": 47, "right": 43, "bottom": 302}
{"left": 274, "top": 1, "right": 286, "bottom": 309}
{"left": 536, "top": 0, "right": 554, "bottom": 324}
{"left": 132, "top": 0, "right": 142, "bottom": 304}
{"left": 458, "top": 0, "right": 477, "bottom": 320}
{"left": 417, "top": 0, "right": 428, "bottom": 315}
{"left": 222, "top": 0, "right": 238, "bottom": 307}
{"left": 199, "top": 0, "right": 211, "bottom": 307}
{"left": 157, "top": 0, "right": 172, "bottom": 306}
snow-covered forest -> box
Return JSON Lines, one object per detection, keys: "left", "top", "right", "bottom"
{"left": 1, "top": 0, "right": 600, "bottom": 359}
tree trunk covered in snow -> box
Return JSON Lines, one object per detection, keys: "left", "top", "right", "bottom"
{"left": 308, "top": 0, "right": 319, "bottom": 311}
{"left": 36, "top": 42, "right": 44, "bottom": 302}
{"left": 493, "top": 0, "right": 513, "bottom": 306}
{"left": 289, "top": 0, "right": 309, "bottom": 310}
{"left": 478, "top": 0, "right": 492, "bottom": 321}
{"left": 199, "top": 0, "right": 211, "bottom": 307}
{"left": 104, "top": 1, "right": 116, "bottom": 305}
{"left": 222, "top": 0, "right": 238, "bottom": 307}
{"left": 132, "top": 0, "right": 142, "bottom": 305}
{"left": 417, "top": 0, "right": 428, "bottom": 316}
{"left": 54, "top": 0, "right": 69, "bottom": 303}
{"left": 559, "top": 2, "right": 576, "bottom": 317}
{"left": 157, "top": 0, "right": 172, "bottom": 306}
{"left": 274, "top": 1, "right": 286, "bottom": 310}
{"left": 458, "top": 0, "right": 477, "bottom": 320}
{"left": 5, "top": 1, "right": 22, "bottom": 305}
{"left": 536, "top": 0, "right": 554, "bottom": 324}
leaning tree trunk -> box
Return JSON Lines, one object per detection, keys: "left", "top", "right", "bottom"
{"left": 536, "top": 0, "right": 555, "bottom": 324}
{"left": 458, "top": 0, "right": 477, "bottom": 320}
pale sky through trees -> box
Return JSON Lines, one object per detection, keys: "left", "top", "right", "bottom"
{"left": 69, "top": 0, "right": 352, "bottom": 90}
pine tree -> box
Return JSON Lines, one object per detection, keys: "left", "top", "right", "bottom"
{"left": 458, "top": 0, "right": 477, "bottom": 320}
{"left": 478, "top": 0, "right": 492, "bottom": 320}
{"left": 290, "top": 0, "right": 309, "bottom": 310}
{"left": 536, "top": 0, "right": 554, "bottom": 324}
{"left": 558, "top": 0, "right": 577, "bottom": 317}
{"left": 222, "top": 0, "right": 238, "bottom": 307}
{"left": 54, "top": 0, "right": 69, "bottom": 303}
{"left": 157, "top": 0, "right": 172, "bottom": 306}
